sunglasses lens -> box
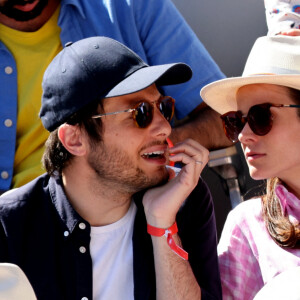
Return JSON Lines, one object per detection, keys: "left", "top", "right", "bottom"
{"left": 134, "top": 102, "right": 153, "bottom": 128}
{"left": 221, "top": 111, "right": 245, "bottom": 142}
{"left": 159, "top": 97, "right": 175, "bottom": 122}
{"left": 133, "top": 97, "right": 175, "bottom": 128}
{"left": 248, "top": 104, "right": 272, "bottom": 136}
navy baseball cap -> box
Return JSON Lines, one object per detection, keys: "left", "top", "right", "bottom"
{"left": 39, "top": 36, "right": 192, "bottom": 132}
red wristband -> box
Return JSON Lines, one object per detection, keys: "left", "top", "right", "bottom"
{"left": 147, "top": 222, "right": 188, "bottom": 260}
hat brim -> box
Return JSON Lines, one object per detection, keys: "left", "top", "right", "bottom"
{"left": 0, "top": 263, "right": 37, "bottom": 299}
{"left": 200, "top": 74, "right": 300, "bottom": 114}
{"left": 105, "top": 63, "right": 192, "bottom": 98}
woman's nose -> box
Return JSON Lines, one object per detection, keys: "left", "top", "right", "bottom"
{"left": 238, "top": 122, "right": 258, "bottom": 144}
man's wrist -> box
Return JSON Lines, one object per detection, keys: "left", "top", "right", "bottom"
{"left": 145, "top": 214, "right": 175, "bottom": 229}
{"left": 147, "top": 222, "right": 188, "bottom": 260}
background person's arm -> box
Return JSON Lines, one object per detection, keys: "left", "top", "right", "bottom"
{"left": 171, "top": 102, "right": 233, "bottom": 149}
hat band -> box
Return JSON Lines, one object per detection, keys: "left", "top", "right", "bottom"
{"left": 243, "top": 66, "right": 300, "bottom": 76}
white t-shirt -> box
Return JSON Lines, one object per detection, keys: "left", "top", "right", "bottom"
{"left": 90, "top": 201, "right": 137, "bottom": 300}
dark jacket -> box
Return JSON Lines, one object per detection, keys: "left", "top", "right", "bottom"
{"left": 0, "top": 174, "right": 221, "bottom": 299}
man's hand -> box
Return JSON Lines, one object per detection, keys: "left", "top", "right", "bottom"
{"left": 142, "top": 139, "right": 208, "bottom": 300}
{"left": 142, "top": 139, "right": 208, "bottom": 228}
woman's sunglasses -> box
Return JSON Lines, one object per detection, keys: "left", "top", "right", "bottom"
{"left": 220, "top": 103, "right": 300, "bottom": 142}
{"left": 92, "top": 96, "right": 175, "bottom": 128}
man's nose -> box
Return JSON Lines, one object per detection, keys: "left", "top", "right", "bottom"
{"left": 149, "top": 106, "right": 172, "bottom": 137}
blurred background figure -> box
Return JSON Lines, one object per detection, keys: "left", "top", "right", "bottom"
{"left": 264, "top": 0, "right": 300, "bottom": 36}
{"left": 0, "top": 263, "right": 36, "bottom": 300}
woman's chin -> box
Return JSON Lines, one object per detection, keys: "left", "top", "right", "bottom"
{"left": 249, "top": 167, "right": 268, "bottom": 181}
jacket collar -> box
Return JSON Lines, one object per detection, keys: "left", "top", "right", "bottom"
{"left": 48, "top": 174, "right": 84, "bottom": 233}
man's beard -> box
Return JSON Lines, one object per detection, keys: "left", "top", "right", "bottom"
{"left": 0, "top": 0, "right": 49, "bottom": 21}
{"left": 87, "top": 141, "right": 169, "bottom": 195}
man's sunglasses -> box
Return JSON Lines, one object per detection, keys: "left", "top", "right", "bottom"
{"left": 220, "top": 103, "right": 300, "bottom": 142}
{"left": 92, "top": 96, "right": 175, "bottom": 128}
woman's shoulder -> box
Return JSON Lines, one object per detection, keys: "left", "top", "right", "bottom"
{"left": 232, "top": 197, "right": 263, "bottom": 216}
{"left": 225, "top": 197, "right": 265, "bottom": 230}
{"left": 219, "top": 197, "right": 266, "bottom": 251}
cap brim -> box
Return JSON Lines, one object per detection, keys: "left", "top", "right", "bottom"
{"left": 200, "top": 74, "right": 300, "bottom": 114}
{"left": 105, "top": 63, "right": 192, "bottom": 98}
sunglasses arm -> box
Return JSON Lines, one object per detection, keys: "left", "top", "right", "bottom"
{"left": 279, "top": 104, "right": 300, "bottom": 108}
{"left": 92, "top": 108, "right": 135, "bottom": 119}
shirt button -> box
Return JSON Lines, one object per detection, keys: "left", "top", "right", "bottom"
{"left": 79, "top": 246, "right": 86, "bottom": 253}
{"left": 79, "top": 222, "right": 86, "bottom": 230}
{"left": 5, "top": 66, "right": 13, "bottom": 74}
{"left": 64, "top": 231, "right": 69, "bottom": 237}
{"left": 1, "top": 171, "right": 9, "bottom": 179}
{"left": 4, "top": 119, "right": 13, "bottom": 127}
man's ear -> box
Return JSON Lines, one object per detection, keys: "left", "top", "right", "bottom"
{"left": 58, "top": 124, "right": 87, "bottom": 156}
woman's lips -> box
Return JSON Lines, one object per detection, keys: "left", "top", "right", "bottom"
{"left": 246, "top": 152, "right": 266, "bottom": 162}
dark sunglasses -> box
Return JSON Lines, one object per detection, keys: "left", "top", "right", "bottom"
{"left": 220, "top": 103, "right": 300, "bottom": 142}
{"left": 92, "top": 96, "right": 175, "bottom": 128}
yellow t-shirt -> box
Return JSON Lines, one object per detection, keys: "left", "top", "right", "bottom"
{"left": 0, "top": 7, "right": 62, "bottom": 188}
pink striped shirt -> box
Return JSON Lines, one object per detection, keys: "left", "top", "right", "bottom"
{"left": 218, "top": 187, "right": 300, "bottom": 300}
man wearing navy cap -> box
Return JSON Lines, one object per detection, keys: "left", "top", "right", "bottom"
{"left": 0, "top": 37, "right": 221, "bottom": 300}
{"left": 0, "top": 0, "right": 229, "bottom": 193}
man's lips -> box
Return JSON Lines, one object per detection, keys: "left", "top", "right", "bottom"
{"left": 141, "top": 145, "right": 168, "bottom": 163}
{"left": 14, "top": 0, "right": 39, "bottom": 12}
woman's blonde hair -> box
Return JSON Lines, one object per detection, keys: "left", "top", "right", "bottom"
{"left": 262, "top": 177, "right": 300, "bottom": 247}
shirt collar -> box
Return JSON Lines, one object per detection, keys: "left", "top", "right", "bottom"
{"left": 48, "top": 174, "right": 146, "bottom": 233}
{"left": 49, "top": 174, "right": 84, "bottom": 233}
{"left": 275, "top": 184, "right": 300, "bottom": 225}
{"left": 60, "top": 0, "right": 86, "bottom": 19}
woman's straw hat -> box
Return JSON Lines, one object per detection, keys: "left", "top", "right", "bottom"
{"left": 201, "top": 36, "right": 300, "bottom": 114}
